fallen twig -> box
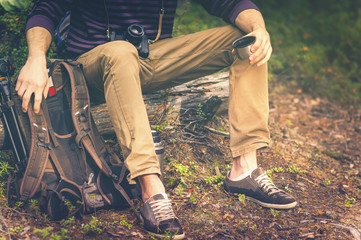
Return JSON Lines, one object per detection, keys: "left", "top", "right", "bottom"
{"left": 330, "top": 223, "right": 361, "bottom": 240}
{"left": 204, "top": 126, "right": 229, "bottom": 136}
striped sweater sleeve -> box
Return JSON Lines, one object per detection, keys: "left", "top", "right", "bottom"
{"left": 194, "top": 0, "right": 260, "bottom": 24}
{"left": 25, "top": 0, "right": 73, "bottom": 35}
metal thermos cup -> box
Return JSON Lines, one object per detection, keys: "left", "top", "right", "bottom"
{"left": 152, "top": 130, "right": 165, "bottom": 177}
{"left": 232, "top": 36, "right": 256, "bottom": 60}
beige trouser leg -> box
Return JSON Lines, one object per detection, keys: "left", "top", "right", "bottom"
{"left": 76, "top": 25, "right": 270, "bottom": 180}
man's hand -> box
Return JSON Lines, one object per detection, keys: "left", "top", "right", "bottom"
{"left": 247, "top": 27, "right": 272, "bottom": 67}
{"left": 16, "top": 27, "right": 52, "bottom": 113}
{"left": 16, "top": 57, "right": 49, "bottom": 113}
{"left": 235, "top": 9, "right": 272, "bottom": 67}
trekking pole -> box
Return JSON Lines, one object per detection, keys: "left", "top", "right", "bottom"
{"left": 0, "top": 59, "right": 27, "bottom": 174}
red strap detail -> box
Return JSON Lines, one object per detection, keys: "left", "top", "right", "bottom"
{"left": 49, "top": 86, "right": 57, "bottom": 96}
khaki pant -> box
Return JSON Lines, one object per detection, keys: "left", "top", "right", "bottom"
{"left": 76, "top": 25, "right": 270, "bottom": 180}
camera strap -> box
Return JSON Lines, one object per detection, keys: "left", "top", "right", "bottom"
{"left": 104, "top": 0, "right": 164, "bottom": 43}
{"left": 149, "top": 0, "right": 165, "bottom": 43}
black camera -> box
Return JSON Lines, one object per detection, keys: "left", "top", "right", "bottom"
{"left": 109, "top": 24, "right": 149, "bottom": 58}
{"left": 0, "top": 58, "right": 14, "bottom": 77}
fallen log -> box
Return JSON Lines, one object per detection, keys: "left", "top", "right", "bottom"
{"left": 0, "top": 72, "right": 230, "bottom": 148}
{"left": 92, "top": 72, "right": 230, "bottom": 136}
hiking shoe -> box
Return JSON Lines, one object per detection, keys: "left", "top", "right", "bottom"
{"left": 140, "top": 193, "right": 185, "bottom": 239}
{"left": 224, "top": 168, "right": 297, "bottom": 209}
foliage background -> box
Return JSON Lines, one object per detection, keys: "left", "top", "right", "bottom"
{"left": 1, "top": 0, "right": 361, "bottom": 106}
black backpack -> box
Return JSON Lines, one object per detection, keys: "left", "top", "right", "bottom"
{"left": 7, "top": 60, "right": 141, "bottom": 220}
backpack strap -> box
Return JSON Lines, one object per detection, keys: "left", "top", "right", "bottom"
{"left": 19, "top": 103, "right": 50, "bottom": 200}
{"left": 58, "top": 61, "right": 113, "bottom": 176}
{"left": 112, "top": 179, "right": 141, "bottom": 220}
{"left": 40, "top": 97, "right": 89, "bottom": 182}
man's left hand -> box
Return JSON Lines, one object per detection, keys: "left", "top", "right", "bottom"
{"left": 247, "top": 27, "right": 272, "bottom": 67}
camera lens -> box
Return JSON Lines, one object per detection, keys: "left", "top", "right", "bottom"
{"left": 126, "top": 24, "right": 144, "bottom": 44}
{"left": 0, "top": 60, "right": 9, "bottom": 75}
{"left": 128, "top": 24, "right": 144, "bottom": 37}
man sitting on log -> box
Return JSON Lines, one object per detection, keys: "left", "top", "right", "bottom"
{"left": 15, "top": 0, "right": 297, "bottom": 238}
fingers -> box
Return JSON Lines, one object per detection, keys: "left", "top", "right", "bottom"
{"left": 16, "top": 60, "right": 48, "bottom": 114}
{"left": 20, "top": 86, "right": 32, "bottom": 113}
{"left": 248, "top": 29, "right": 272, "bottom": 67}
{"left": 256, "top": 44, "right": 272, "bottom": 67}
{"left": 18, "top": 85, "right": 45, "bottom": 114}
{"left": 43, "top": 81, "right": 49, "bottom": 99}
{"left": 15, "top": 78, "right": 31, "bottom": 112}
{"left": 33, "top": 89, "right": 43, "bottom": 114}
{"left": 249, "top": 37, "right": 265, "bottom": 64}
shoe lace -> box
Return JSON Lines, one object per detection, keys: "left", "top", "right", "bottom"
{"left": 255, "top": 173, "right": 282, "bottom": 196}
{"left": 149, "top": 198, "right": 176, "bottom": 224}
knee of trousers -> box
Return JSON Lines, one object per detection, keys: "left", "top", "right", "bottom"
{"left": 216, "top": 25, "right": 246, "bottom": 65}
{"left": 99, "top": 41, "right": 140, "bottom": 69}
{"left": 223, "top": 25, "right": 244, "bottom": 39}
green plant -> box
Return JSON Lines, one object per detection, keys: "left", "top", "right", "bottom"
{"left": 58, "top": 228, "right": 70, "bottom": 239}
{"left": 152, "top": 119, "right": 171, "bottom": 132}
{"left": 42, "top": 213, "right": 50, "bottom": 223}
{"left": 266, "top": 167, "right": 284, "bottom": 178}
{"left": 13, "top": 201, "right": 24, "bottom": 210}
{"left": 61, "top": 216, "right": 75, "bottom": 226}
{"left": 189, "top": 194, "right": 197, "bottom": 203}
{"left": 189, "top": 161, "right": 198, "bottom": 170}
{"left": 238, "top": 219, "right": 248, "bottom": 229}
{"left": 9, "top": 225, "right": 24, "bottom": 235}
{"left": 0, "top": 161, "right": 12, "bottom": 199}
{"left": 28, "top": 199, "right": 41, "bottom": 215}
{"left": 81, "top": 216, "right": 103, "bottom": 235}
{"left": 120, "top": 219, "right": 132, "bottom": 229}
{"left": 171, "top": 162, "right": 190, "bottom": 176}
{"left": 250, "top": 224, "right": 257, "bottom": 231}
{"left": 205, "top": 174, "right": 225, "bottom": 188}
{"left": 0, "top": 161, "right": 13, "bottom": 177}
{"left": 33, "top": 227, "right": 52, "bottom": 239}
{"left": 64, "top": 200, "right": 76, "bottom": 213}
{"left": 196, "top": 104, "right": 206, "bottom": 120}
{"left": 238, "top": 194, "right": 246, "bottom": 204}
{"left": 33, "top": 227, "right": 70, "bottom": 240}
{"left": 345, "top": 197, "right": 356, "bottom": 207}
{"left": 287, "top": 165, "right": 307, "bottom": 174}
{"left": 174, "top": 184, "right": 186, "bottom": 196}
{"left": 324, "top": 179, "right": 331, "bottom": 186}
{"left": 270, "top": 208, "right": 280, "bottom": 218}
{"left": 284, "top": 184, "right": 292, "bottom": 193}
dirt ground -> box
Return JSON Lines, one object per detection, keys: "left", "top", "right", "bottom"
{"left": 0, "top": 77, "right": 360, "bottom": 240}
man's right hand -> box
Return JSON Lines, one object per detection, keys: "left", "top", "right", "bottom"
{"left": 15, "top": 57, "right": 49, "bottom": 114}
{"left": 16, "top": 27, "right": 52, "bottom": 114}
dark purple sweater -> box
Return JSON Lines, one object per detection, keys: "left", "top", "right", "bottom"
{"left": 26, "top": 0, "right": 259, "bottom": 58}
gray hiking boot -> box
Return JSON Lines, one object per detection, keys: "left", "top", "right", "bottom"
{"left": 140, "top": 193, "right": 185, "bottom": 239}
{"left": 224, "top": 168, "right": 297, "bottom": 209}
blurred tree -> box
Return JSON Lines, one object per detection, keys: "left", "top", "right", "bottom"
{"left": 0, "top": 0, "right": 31, "bottom": 12}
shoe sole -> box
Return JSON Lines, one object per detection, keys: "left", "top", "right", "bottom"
{"left": 140, "top": 215, "right": 186, "bottom": 239}
{"left": 247, "top": 196, "right": 298, "bottom": 209}
{"left": 152, "top": 232, "right": 185, "bottom": 240}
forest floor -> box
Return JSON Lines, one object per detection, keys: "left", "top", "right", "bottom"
{"left": 0, "top": 74, "right": 360, "bottom": 240}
